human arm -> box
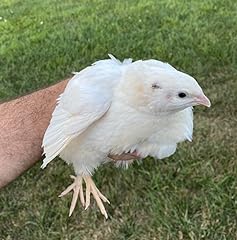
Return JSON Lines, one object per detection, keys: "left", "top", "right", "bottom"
{"left": 0, "top": 80, "right": 69, "bottom": 188}
{"left": 0, "top": 79, "right": 138, "bottom": 188}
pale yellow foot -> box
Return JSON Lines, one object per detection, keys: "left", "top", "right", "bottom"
{"left": 59, "top": 175, "right": 110, "bottom": 218}
{"left": 84, "top": 175, "right": 110, "bottom": 219}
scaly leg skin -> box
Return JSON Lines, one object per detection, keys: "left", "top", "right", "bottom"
{"left": 59, "top": 175, "right": 110, "bottom": 218}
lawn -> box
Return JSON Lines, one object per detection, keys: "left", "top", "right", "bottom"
{"left": 0, "top": 0, "right": 237, "bottom": 239}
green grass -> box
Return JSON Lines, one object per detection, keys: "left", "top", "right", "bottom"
{"left": 0, "top": 0, "right": 237, "bottom": 239}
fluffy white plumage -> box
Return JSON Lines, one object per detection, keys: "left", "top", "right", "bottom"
{"left": 41, "top": 54, "right": 210, "bottom": 217}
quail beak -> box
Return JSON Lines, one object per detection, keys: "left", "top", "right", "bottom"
{"left": 195, "top": 94, "right": 211, "bottom": 107}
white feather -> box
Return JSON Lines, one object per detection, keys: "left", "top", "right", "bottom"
{"left": 41, "top": 58, "right": 123, "bottom": 168}
{"left": 42, "top": 55, "right": 204, "bottom": 176}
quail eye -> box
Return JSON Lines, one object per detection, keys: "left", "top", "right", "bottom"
{"left": 178, "top": 92, "right": 187, "bottom": 98}
{"left": 152, "top": 83, "right": 160, "bottom": 89}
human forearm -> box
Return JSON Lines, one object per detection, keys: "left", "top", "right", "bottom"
{"left": 0, "top": 80, "right": 69, "bottom": 188}
{"left": 0, "top": 78, "right": 139, "bottom": 189}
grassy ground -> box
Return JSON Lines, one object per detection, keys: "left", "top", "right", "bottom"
{"left": 0, "top": 0, "right": 237, "bottom": 239}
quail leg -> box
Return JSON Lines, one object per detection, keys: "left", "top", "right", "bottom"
{"left": 59, "top": 175, "right": 109, "bottom": 218}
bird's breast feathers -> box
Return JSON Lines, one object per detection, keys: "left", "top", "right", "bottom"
{"left": 71, "top": 98, "right": 193, "bottom": 159}
{"left": 107, "top": 103, "right": 193, "bottom": 158}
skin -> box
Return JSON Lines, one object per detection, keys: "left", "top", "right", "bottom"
{"left": 0, "top": 78, "right": 137, "bottom": 189}
{"left": 0, "top": 79, "right": 69, "bottom": 188}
